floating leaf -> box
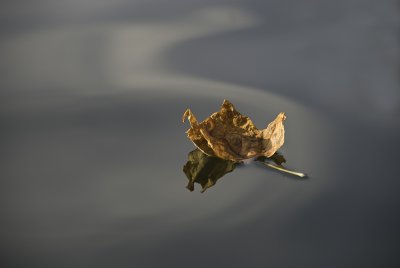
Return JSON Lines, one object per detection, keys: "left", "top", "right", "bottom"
{"left": 182, "top": 99, "right": 286, "bottom": 161}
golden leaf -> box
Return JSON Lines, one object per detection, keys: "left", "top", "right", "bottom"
{"left": 182, "top": 99, "right": 286, "bottom": 161}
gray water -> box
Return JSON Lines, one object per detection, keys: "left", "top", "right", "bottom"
{"left": 1, "top": 1, "right": 399, "bottom": 267}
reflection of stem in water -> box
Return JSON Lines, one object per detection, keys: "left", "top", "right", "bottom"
{"left": 263, "top": 163, "right": 306, "bottom": 178}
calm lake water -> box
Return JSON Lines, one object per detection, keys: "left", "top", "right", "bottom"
{"left": 1, "top": 1, "right": 399, "bottom": 267}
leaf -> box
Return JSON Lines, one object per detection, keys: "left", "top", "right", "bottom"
{"left": 182, "top": 99, "right": 286, "bottom": 161}
{"left": 183, "top": 149, "right": 237, "bottom": 193}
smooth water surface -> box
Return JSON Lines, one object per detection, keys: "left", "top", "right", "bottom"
{"left": 1, "top": 1, "right": 399, "bottom": 267}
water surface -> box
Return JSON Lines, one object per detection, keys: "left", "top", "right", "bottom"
{"left": 1, "top": 2, "right": 399, "bottom": 268}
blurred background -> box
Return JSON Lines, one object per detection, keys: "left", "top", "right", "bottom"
{"left": 1, "top": 0, "right": 399, "bottom": 267}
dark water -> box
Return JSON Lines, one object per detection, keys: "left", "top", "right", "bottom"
{"left": 1, "top": 1, "right": 400, "bottom": 267}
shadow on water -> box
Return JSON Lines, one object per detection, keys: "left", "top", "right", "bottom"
{"left": 183, "top": 149, "right": 307, "bottom": 192}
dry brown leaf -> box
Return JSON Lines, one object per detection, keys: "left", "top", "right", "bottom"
{"left": 182, "top": 99, "right": 286, "bottom": 161}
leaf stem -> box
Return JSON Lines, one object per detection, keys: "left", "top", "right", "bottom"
{"left": 263, "top": 163, "right": 307, "bottom": 178}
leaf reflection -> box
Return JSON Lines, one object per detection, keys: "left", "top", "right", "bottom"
{"left": 183, "top": 149, "right": 237, "bottom": 193}
{"left": 183, "top": 150, "right": 304, "bottom": 193}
